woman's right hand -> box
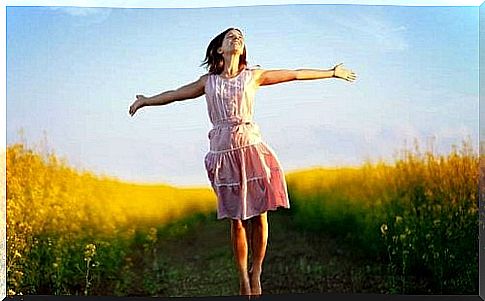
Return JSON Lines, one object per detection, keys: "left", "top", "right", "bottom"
{"left": 129, "top": 95, "right": 147, "bottom": 116}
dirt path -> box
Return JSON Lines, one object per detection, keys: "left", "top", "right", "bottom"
{"left": 138, "top": 211, "right": 390, "bottom": 297}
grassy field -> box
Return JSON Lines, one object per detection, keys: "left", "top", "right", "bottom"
{"left": 286, "top": 139, "right": 479, "bottom": 294}
{"left": 4, "top": 139, "right": 479, "bottom": 296}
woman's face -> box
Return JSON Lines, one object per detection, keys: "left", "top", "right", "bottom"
{"left": 219, "top": 29, "right": 245, "bottom": 55}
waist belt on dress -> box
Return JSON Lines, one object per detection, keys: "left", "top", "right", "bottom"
{"left": 213, "top": 118, "right": 254, "bottom": 128}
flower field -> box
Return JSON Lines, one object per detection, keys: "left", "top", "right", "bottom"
{"left": 4, "top": 139, "right": 480, "bottom": 295}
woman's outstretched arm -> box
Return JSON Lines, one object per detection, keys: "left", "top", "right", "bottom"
{"left": 129, "top": 74, "right": 208, "bottom": 116}
{"left": 253, "top": 63, "right": 356, "bottom": 87}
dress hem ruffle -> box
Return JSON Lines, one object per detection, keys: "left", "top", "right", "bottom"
{"left": 205, "top": 141, "right": 284, "bottom": 186}
{"left": 216, "top": 204, "right": 291, "bottom": 221}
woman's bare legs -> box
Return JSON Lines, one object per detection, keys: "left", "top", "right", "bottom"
{"left": 249, "top": 212, "right": 268, "bottom": 296}
{"left": 230, "top": 219, "right": 251, "bottom": 296}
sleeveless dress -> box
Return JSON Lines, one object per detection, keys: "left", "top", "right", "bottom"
{"left": 204, "top": 68, "right": 290, "bottom": 220}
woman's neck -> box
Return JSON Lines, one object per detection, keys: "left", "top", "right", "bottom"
{"left": 221, "top": 54, "right": 242, "bottom": 77}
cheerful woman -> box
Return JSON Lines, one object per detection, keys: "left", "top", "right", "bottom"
{"left": 129, "top": 27, "right": 356, "bottom": 297}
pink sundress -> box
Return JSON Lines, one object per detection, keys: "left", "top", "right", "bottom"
{"left": 204, "top": 68, "right": 290, "bottom": 220}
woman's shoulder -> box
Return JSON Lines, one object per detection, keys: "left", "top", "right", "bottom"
{"left": 197, "top": 73, "right": 212, "bottom": 89}
{"left": 245, "top": 65, "right": 263, "bottom": 78}
{"left": 245, "top": 66, "right": 265, "bottom": 84}
{"left": 199, "top": 72, "right": 214, "bottom": 81}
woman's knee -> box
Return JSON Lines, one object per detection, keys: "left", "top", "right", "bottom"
{"left": 250, "top": 212, "right": 267, "bottom": 225}
{"left": 231, "top": 219, "right": 248, "bottom": 231}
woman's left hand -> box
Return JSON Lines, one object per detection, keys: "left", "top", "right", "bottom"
{"left": 333, "top": 63, "right": 357, "bottom": 82}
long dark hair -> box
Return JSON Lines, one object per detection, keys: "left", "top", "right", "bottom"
{"left": 201, "top": 27, "right": 248, "bottom": 75}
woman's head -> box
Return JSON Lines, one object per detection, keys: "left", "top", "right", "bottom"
{"left": 201, "top": 28, "right": 247, "bottom": 74}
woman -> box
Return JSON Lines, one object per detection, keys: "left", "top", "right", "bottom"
{"left": 129, "top": 27, "right": 356, "bottom": 297}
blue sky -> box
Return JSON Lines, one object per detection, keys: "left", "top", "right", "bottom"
{"left": 6, "top": 3, "right": 479, "bottom": 186}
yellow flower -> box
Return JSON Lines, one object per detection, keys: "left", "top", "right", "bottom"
{"left": 84, "top": 243, "right": 96, "bottom": 261}
{"left": 380, "top": 224, "right": 388, "bottom": 235}
{"left": 147, "top": 227, "right": 158, "bottom": 243}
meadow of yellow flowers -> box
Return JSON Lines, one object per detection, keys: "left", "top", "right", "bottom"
{"left": 5, "top": 143, "right": 216, "bottom": 295}
{"left": 4, "top": 138, "right": 480, "bottom": 295}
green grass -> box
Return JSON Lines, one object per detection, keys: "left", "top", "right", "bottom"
{"left": 286, "top": 140, "right": 479, "bottom": 294}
